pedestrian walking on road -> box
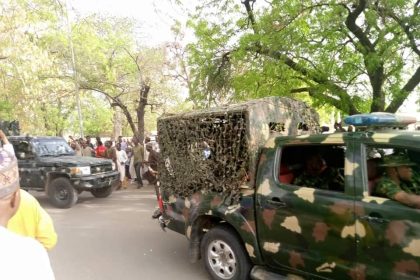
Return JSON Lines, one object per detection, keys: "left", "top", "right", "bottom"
{"left": 116, "top": 143, "right": 128, "bottom": 189}
{"left": 143, "top": 142, "right": 159, "bottom": 185}
{"left": 132, "top": 137, "right": 144, "bottom": 188}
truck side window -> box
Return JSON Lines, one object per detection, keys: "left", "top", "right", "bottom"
{"left": 279, "top": 145, "right": 345, "bottom": 192}
{"left": 364, "top": 145, "right": 420, "bottom": 200}
{"left": 12, "top": 141, "right": 32, "bottom": 159}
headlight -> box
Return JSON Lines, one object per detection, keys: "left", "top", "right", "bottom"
{"left": 70, "top": 166, "right": 91, "bottom": 175}
{"left": 111, "top": 162, "right": 116, "bottom": 171}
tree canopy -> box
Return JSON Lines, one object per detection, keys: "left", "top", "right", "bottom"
{"left": 182, "top": 0, "right": 419, "bottom": 114}
{"left": 0, "top": 0, "right": 182, "bottom": 138}
{"left": 1, "top": 0, "right": 418, "bottom": 138}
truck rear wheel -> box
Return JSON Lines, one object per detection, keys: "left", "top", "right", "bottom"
{"left": 201, "top": 225, "right": 251, "bottom": 280}
{"left": 91, "top": 186, "right": 113, "bottom": 198}
{"left": 48, "top": 177, "right": 78, "bottom": 208}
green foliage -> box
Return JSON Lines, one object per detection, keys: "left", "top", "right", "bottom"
{"left": 0, "top": 1, "right": 182, "bottom": 137}
{"left": 66, "top": 14, "right": 181, "bottom": 138}
{"left": 0, "top": 0, "right": 73, "bottom": 134}
{"left": 181, "top": 0, "right": 419, "bottom": 114}
{"left": 78, "top": 95, "right": 113, "bottom": 137}
{"left": 0, "top": 101, "right": 13, "bottom": 119}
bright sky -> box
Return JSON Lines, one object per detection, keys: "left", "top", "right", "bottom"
{"left": 68, "top": 0, "right": 193, "bottom": 45}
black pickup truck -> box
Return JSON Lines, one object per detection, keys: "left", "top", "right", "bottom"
{"left": 9, "top": 135, "right": 120, "bottom": 208}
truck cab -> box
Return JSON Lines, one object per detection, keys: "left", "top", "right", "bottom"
{"left": 155, "top": 100, "right": 420, "bottom": 280}
{"left": 255, "top": 130, "right": 420, "bottom": 279}
{"left": 9, "top": 135, "right": 120, "bottom": 208}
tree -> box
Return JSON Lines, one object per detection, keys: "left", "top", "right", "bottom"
{"left": 182, "top": 0, "right": 419, "bottom": 114}
{"left": 61, "top": 15, "right": 179, "bottom": 141}
{"left": 0, "top": 0, "right": 88, "bottom": 135}
{"left": 0, "top": 1, "right": 184, "bottom": 137}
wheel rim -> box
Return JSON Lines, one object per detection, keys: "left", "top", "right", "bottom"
{"left": 207, "top": 240, "right": 237, "bottom": 279}
{"left": 56, "top": 185, "right": 69, "bottom": 201}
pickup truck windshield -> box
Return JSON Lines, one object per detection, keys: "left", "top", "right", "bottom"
{"left": 33, "top": 139, "right": 75, "bottom": 157}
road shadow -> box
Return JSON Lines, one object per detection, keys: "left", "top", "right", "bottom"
{"left": 28, "top": 181, "right": 156, "bottom": 210}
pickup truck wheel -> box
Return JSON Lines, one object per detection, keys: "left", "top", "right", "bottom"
{"left": 201, "top": 225, "right": 251, "bottom": 280}
{"left": 48, "top": 177, "right": 78, "bottom": 208}
{"left": 91, "top": 186, "right": 113, "bottom": 198}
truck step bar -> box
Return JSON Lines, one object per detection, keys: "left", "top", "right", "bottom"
{"left": 251, "top": 266, "right": 290, "bottom": 280}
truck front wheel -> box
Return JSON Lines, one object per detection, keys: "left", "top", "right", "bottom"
{"left": 48, "top": 177, "right": 78, "bottom": 208}
{"left": 201, "top": 225, "right": 252, "bottom": 280}
{"left": 91, "top": 186, "right": 113, "bottom": 198}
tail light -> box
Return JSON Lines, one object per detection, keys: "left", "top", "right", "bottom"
{"left": 157, "top": 191, "right": 164, "bottom": 212}
{"left": 155, "top": 183, "right": 164, "bottom": 212}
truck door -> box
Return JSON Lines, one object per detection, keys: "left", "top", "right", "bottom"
{"left": 256, "top": 140, "right": 358, "bottom": 278}
{"left": 354, "top": 141, "right": 420, "bottom": 279}
{"left": 11, "top": 139, "right": 44, "bottom": 190}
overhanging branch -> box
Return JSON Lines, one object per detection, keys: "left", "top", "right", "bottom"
{"left": 252, "top": 45, "right": 357, "bottom": 113}
{"left": 380, "top": 7, "right": 420, "bottom": 57}
{"left": 344, "top": 0, "right": 374, "bottom": 54}
{"left": 386, "top": 66, "right": 420, "bottom": 112}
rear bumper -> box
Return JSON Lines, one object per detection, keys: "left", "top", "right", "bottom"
{"left": 71, "top": 171, "right": 120, "bottom": 190}
{"left": 160, "top": 211, "right": 186, "bottom": 235}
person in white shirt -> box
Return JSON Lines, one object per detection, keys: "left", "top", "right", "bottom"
{"left": 0, "top": 130, "right": 55, "bottom": 280}
{"left": 118, "top": 136, "right": 128, "bottom": 152}
{"left": 116, "top": 143, "right": 128, "bottom": 189}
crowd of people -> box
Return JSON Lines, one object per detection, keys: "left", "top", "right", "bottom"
{"left": 67, "top": 135, "right": 160, "bottom": 189}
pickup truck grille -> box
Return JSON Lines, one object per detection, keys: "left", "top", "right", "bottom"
{"left": 90, "top": 164, "right": 113, "bottom": 174}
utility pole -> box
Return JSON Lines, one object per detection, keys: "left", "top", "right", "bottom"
{"left": 63, "top": 0, "right": 84, "bottom": 138}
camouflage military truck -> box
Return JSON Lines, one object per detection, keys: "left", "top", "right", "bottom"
{"left": 8, "top": 135, "right": 119, "bottom": 208}
{"left": 154, "top": 99, "right": 420, "bottom": 280}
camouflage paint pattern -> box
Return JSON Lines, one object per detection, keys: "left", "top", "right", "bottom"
{"left": 375, "top": 171, "right": 420, "bottom": 198}
{"left": 157, "top": 98, "right": 420, "bottom": 279}
{"left": 162, "top": 187, "right": 263, "bottom": 263}
{"left": 9, "top": 136, "right": 119, "bottom": 191}
{"left": 254, "top": 132, "right": 420, "bottom": 279}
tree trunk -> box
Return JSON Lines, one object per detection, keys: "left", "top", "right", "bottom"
{"left": 40, "top": 102, "right": 51, "bottom": 134}
{"left": 112, "top": 107, "right": 123, "bottom": 140}
{"left": 136, "top": 83, "right": 150, "bottom": 142}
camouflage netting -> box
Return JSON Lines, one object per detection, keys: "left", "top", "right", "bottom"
{"left": 158, "top": 97, "right": 319, "bottom": 200}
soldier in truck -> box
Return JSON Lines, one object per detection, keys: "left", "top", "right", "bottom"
{"left": 375, "top": 154, "right": 420, "bottom": 208}
{"left": 293, "top": 151, "right": 344, "bottom": 192}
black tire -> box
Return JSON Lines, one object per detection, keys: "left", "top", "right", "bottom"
{"left": 91, "top": 186, "right": 113, "bottom": 198}
{"left": 48, "top": 177, "right": 78, "bottom": 209}
{"left": 201, "top": 225, "right": 252, "bottom": 280}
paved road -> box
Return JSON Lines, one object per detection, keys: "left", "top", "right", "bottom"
{"left": 32, "top": 183, "right": 210, "bottom": 280}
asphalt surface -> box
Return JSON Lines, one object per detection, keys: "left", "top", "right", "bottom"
{"left": 32, "top": 183, "right": 210, "bottom": 280}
